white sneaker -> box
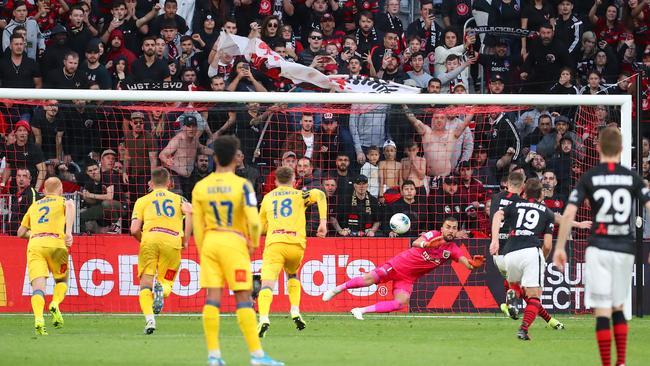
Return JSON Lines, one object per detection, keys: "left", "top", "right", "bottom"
{"left": 107, "top": 222, "right": 122, "bottom": 234}
{"left": 350, "top": 308, "right": 364, "bottom": 320}
{"left": 144, "top": 319, "right": 156, "bottom": 334}
{"left": 322, "top": 289, "right": 338, "bottom": 302}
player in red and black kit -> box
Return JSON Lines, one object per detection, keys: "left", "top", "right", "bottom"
{"left": 555, "top": 127, "right": 650, "bottom": 366}
{"left": 490, "top": 179, "right": 558, "bottom": 340}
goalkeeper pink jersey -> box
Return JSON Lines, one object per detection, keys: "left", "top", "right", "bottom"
{"left": 387, "top": 230, "right": 463, "bottom": 281}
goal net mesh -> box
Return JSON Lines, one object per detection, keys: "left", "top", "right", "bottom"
{"left": 0, "top": 97, "right": 621, "bottom": 314}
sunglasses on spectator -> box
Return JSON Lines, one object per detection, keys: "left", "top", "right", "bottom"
{"left": 310, "top": 36, "right": 323, "bottom": 40}
{"left": 268, "top": 23, "right": 279, "bottom": 28}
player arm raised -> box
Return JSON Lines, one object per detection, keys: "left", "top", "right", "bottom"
{"left": 64, "top": 199, "right": 75, "bottom": 247}
{"left": 411, "top": 231, "right": 445, "bottom": 248}
{"left": 402, "top": 105, "right": 429, "bottom": 136}
{"left": 489, "top": 210, "right": 505, "bottom": 255}
{"left": 309, "top": 189, "right": 328, "bottom": 238}
{"left": 182, "top": 201, "right": 192, "bottom": 249}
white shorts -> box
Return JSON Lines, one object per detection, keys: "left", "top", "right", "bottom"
{"left": 504, "top": 247, "right": 545, "bottom": 288}
{"left": 585, "top": 246, "right": 634, "bottom": 309}
{"left": 492, "top": 255, "right": 507, "bottom": 278}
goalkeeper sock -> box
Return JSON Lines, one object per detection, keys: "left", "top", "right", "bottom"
{"left": 287, "top": 278, "right": 301, "bottom": 315}
{"left": 236, "top": 302, "right": 263, "bottom": 354}
{"left": 257, "top": 288, "right": 273, "bottom": 319}
{"left": 336, "top": 275, "right": 371, "bottom": 293}
{"left": 139, "top": 288, "right": 154, "bottom": 316}
{"left": 612, "top": 311, "right": 627, "bottom": 366}
{"left": 520, "top": 297, "right": 540, "bottom": 331}
{"left": 202, "top": 302, "right": 220, "bottom": 353}
{"left": 51, "top": 282, "right": 67, "bottom": 307}
{"left": 31, "top": 289, "right": 45, "bottom": 323}
{"left": 362, "top": 300, "right": 402, "bottom": 314}
{"left": 596, "top": 316, "right": 612, "bottom": 366}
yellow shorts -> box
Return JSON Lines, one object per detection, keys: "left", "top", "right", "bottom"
{"left": 138, "top": 240, "right": 181, "bottom": 287}
{"left": 199, "top": 232, "right": 252, "bottom": 291}
{"left": 261, "top": 243, "right": 305, "bottom": 281}
{"left": 27, "top": 245, "right": 69, "bottom": 282}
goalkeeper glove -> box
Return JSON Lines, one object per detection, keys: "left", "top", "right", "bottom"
{"left": 468, "top": 255, "right": 485, "bottom": 268}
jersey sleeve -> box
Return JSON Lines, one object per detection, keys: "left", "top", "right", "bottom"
{"left": 543, "top": 209, "right": 555, "bottom": 235}
{"left": 191, "top": 184, "right": 205, "bottom": 252}
{"left": 131, "top": 198, "right": 145, "bottom": 221}
{"left": 307, "top": 189, "right": 328, "bottom": 220}
{"left": 449, "top": 243, "right": 464, "bottom": 261}
{"left": 568, "top": 174, "right": 588, "bottom": 206}
{"left": 633, "top": 173, "right": 650, "bottom": 205}
{"left": 258, "top": 195, "right": 269, "bottom": 233}
{"left": 502, "top": 202, "right": 515, "bottom": 224}
{"left": 489, "top": 193, "right": 500, "bottom": 218}
{"left": 242, "top": 181, "right": 261, "bottom": 248}
{"left": 20, "top": 204, "right": 33, "bottom": 229}
{"left": 419, "top": 230, "right": 440, "bottom": 241}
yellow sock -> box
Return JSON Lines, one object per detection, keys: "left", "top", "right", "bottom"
{"left": 288, "top": 278, "right": 301, "bottom": 309}
{"left": 51, "top": 282, "right": 67, "bottom": 307}
{"left": 31, "top": 292, "right": 45, "bottom": 323}
{"left": 257, "top": 288, "right": 273, "bottom": 318}
{"left": 202, "top": 304, "right": 220, "bottom": 352}
{"left": 139, "top": 288, "right": 154, "bottom": 316}
{"left": 236, "top": 306, "right": 262, "bottom": 353}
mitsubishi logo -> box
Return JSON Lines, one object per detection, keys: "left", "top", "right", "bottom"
{"left": 427, "top": 244, "right": 498, "bottom": 309}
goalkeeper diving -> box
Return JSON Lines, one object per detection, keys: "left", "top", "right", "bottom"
{"left": 323, "top": 216, "right": 485, "bottom": 319}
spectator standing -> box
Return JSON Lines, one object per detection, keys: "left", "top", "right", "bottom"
{"left": 386, "top": 180, "right": 427, "bottom": 237}
{"left": 2, "top": 1, "right": 44, "bottom": 61}
{"left": 81, "top": 39, "right": 112, "bottom": 89}
{"left": 123, "top": 111, "right": 159, "bottom": 200}
{"left": 520, "top": 23, "right": 570, "bottom": 93}
{"left": 3, "top": 120, "right": 46, "bottom": 192}
{"left": 159, "top": 115, "right": 213, "bottom": 197}
{"left": 295, "top": 157, "right": 321, "bottom": 191}
{"left": 554, "top": 0, "right": 585, "bottom": 62}
{"left": 283, "top": 113, "right": 316, "bottom": 159}
{"left": 360, "top": 145, "right": 380, "bottom": 198}
{"left": 8, "top": 168, "right": 40, "bottom": 235}
{"left": 235, "top": 148, "right": 262, "bottom": 200}
{"left": 67, "top": 5, "right": 94, "bottom": 62}
{"left": 406, "top": 0, "right": 442, "bottom": 54}
{"left": 0, "top": 34, "right": 42, "bottom": 89}
{"left": 332, "top": 152, "right": 357, "bottom": 202}
{"left": 131, "top": 36, "right": 172, "bottom": 82}
{"left": 541, "top": 169, "right": 566, "bottom": 214}
{"left": 31, "top": 101, "right": 63, "bottom": 161}
{"left": 375, "top": 0, "right": 404, "bottom": 37}
{"left": 80, "top": 161, "right": 122, "bottom": 234}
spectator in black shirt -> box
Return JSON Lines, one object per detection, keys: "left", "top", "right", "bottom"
{"left": 479, "top": 40, "right": 519, "bottom": 87}
{"left": 100, "top": 0, "right": 160, "bottom": 55}
{"left": 4, "top": 120, "right": 46, "bottom": 191}
{"left": 67, "top": 5, "right": 94, "bottom": 62}
{"left": 80, "top": 161, "right": 123, "bottom": 234}
{"left": 375, "top": 0, "right": 404, "bottom": 36}
{"left": 149, "top": 0, "right": 190, "bottom": 37}
{"left": 8, "top": 168, "right": 40, "bottom": 235}
{"left": 541, "top": 169, "right": 566, "bottom": 214}
{"left": 81, "top": 39, "right": 112, "bottom": 89}
{"left": 386, "top": 180, "right": 427, "bottom": 237}
{"left": 131, "top": 35, "right": 172, "bottom": 82}
{"left": 429, "top": 175, "right": 463, "bottom": 229}
{"left": 31, "top": 100, "right": 64, "bottom": 161}
{"left": 332, "top": 152, "right": 357, "bottom": 202}
{"left": 333, "top": 174, "right": 382, "bottom": 237}
{"left": 406, "top": 0, "right": 442, "bottom": 54}
{"left": 45, "top": 51, "right": 88, "bottom": 89}
{"left": 521, "top": 23, "right": 570, "bottom": 93}
{"left": 235, "top": 148, "right": 261, "bottom": 201}
{"left": 0, "top": 34, "right": 42, "bottom": 88}
{"left": 442, "top": 0, "right": 473, "bottom": 29}
{"left": 188, "top": 153, "right": 210, "bottom": 199}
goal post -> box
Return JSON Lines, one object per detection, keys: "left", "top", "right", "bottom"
{"left": 0, "top": 88, "right": 636, "bottom": 315}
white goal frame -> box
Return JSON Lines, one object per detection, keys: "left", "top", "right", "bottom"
{"left": 0, "top": 89, "right": 635, "bottom": 318}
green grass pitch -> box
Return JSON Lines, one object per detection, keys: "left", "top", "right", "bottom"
{"left": 2, "top": 314, "right": 650, "bottom": 365}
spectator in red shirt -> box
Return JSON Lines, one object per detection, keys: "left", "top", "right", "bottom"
{"left": 458, "top": 160, "right": 486, "bottom": 209}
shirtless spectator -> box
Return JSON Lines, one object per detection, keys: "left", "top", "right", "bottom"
{"left": 403, "top": 107, "right": 471, "bottom": 176}
{"left": 158, "top": 115, "right": 213, "bottom": 197}
{"left": 378, "top": 139, "right": 401, "bottom": 203}
{"left": 400, "top": 141, "right": 427, "bottom": 197}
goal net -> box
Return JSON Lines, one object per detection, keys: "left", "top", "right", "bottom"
{"left": 0, "top": 90, "right": 632, "bottom": 315}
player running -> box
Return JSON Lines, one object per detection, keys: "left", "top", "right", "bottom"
{"left": 130, "top": 167, "right": 192, "bottom": 334}
{"left": 554, "top": 127, "right": 650, "bottom": 366}
{"left": 322, "top": 216, "right": 485, "bottom": 319}
{"left": 192, "top": 136, "right": 284, "bottom": 366}
{"left": 490, "top": 172, "right": 572, "bottom": 330}
{"left": 257, "top": 166, "right": 327, "bottom": 338}
{"left": 490, "top": 178, "right": 556, "bottom": 340}
{"left": 17, "top": 177, "right": 75, "bottom": 335}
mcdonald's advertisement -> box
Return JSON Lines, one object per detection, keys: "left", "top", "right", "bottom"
{"left": 0, "top": 236, "right": 647, "bottom": 313}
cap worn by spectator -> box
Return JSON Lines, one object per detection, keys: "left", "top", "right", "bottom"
{"left": 282, "top": 151, "right": 297, "bottom": 160}
{"left": 555, "top": 115, "right": 570, "bottom": 127}
{"left": 495, "top": 39, "right": 508, "bottom": 47}
{"left": 14, "top": 120, "right": 31, "bottom": 133}
{"left": 51, "top": 24, "right": 67, "bottom": 36}
{"left": 355, "top": 175, "right": 369, "bottom": 184}
{"left": 183, "top": 115, "right": 198, "bottom": 126}
{"left": 323, "top": 112, "right": 336, "bottom": 123}
{"left": 443, "top": 176, "right": 457, "bottom": 185}
{"left": 101, "top": 149, "right": 117, "bottom": 159}
{"left": 490, "top": 73, "right": 504, "bottom": 83}
{"left": 203, "top": 14, "right": 214, "bottom": 22}
{"left": 383, "top": 139, "right": 397, "bottom": 149}
{"left": 131, "top": 111, "right": 145, "bottom": 120}
{"left": 86, "top": 39, "right": 102, "bottom": 53}
{"left": 459, "top": 161, "right": 471, "bottom": 169}
{"left": 453, "top": 83, "right": 467, "bottom": 92}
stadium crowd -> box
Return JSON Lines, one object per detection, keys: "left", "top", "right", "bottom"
{"left": 0, "top": 0, "right": 644, "bottom": 236}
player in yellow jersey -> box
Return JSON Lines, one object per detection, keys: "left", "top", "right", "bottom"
{"left": 256, "top": 166, "right": 327, "bottom": 338}
{"left": 192, "top": 136, "right": 284, "bottom": 366}
{"left": 17, "top": 177, "right": 75, "bottom": 336}
{"left": 130, "top": 167, "right": 192, "bottom": 334}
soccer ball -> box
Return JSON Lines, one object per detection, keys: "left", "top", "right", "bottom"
{"left": 389, "top": 213, "right": 411, "bottom": 235}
